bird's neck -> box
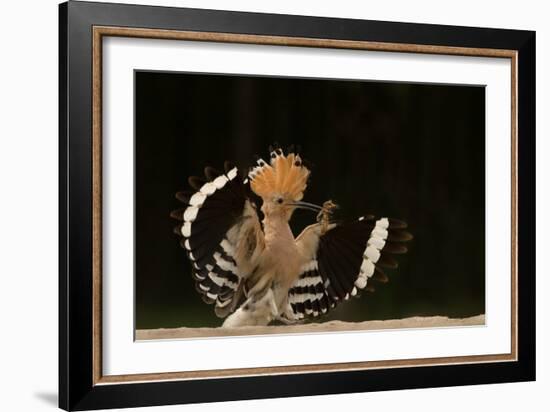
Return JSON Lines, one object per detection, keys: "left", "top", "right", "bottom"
{"left": 261, "top": 215, "right": 303, "bottom": 296}
{"left": 262, "top": 215, "right": 294, "bottom": 247}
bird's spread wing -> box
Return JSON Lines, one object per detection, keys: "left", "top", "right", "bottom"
{"left": 285, "top": 216, "right": 412, "bottom": 321}
{"left": 172, "top": 162, "right": 264, "bottom": 318}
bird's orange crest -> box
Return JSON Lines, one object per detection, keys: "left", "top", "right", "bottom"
{"left": 249, "top": 145, "right": 310, "bottom": 201}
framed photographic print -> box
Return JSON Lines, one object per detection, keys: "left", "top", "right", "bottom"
{"left": 59, "top": 1, "right": 535, "bottom": 410}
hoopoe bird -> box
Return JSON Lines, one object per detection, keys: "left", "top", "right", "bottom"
{"left": 171, "top": 145, "right": 412, "bottom": 327}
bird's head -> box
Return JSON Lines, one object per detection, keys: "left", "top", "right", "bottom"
{"left": 261, "top": 192, "right": 325, "bottom": 221}
{"left": 249, "top": 145, "right": 323, "bottom": 221}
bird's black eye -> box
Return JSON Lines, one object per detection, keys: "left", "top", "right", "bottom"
{"left": 277, "top": 198, "right": 284, "bottom": 204}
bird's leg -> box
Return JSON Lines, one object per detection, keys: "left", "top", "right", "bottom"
{"left": 268, "top": 293, "right": 279, "bottom": 318}
{"left": 317, "top": 200, "right": 338, "bottom": 234}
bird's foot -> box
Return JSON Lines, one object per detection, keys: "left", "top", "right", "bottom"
{"left": 274, "top": 315, "right": 300, "bottom": 325}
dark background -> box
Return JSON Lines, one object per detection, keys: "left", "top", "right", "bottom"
{"left": 135, "top": 71, "right": 485, "bottom": 330}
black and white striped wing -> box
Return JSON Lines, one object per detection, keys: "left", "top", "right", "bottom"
{"left": 286, "top": 216, "right": 412, "bottom": 321}
{"left": 172, "top": 162, "right": 264, "bottom": 318}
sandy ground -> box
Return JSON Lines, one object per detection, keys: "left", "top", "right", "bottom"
{"left": 136, "top": 314, "right": 485, "bottom": 340}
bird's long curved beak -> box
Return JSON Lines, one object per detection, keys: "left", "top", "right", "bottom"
{"left": 289, "top": 201, "right": 324, "bottom": 212}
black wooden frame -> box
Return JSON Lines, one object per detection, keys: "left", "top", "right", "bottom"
{"left": 59, "top": 1, "right": 535, "bottom": 410}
